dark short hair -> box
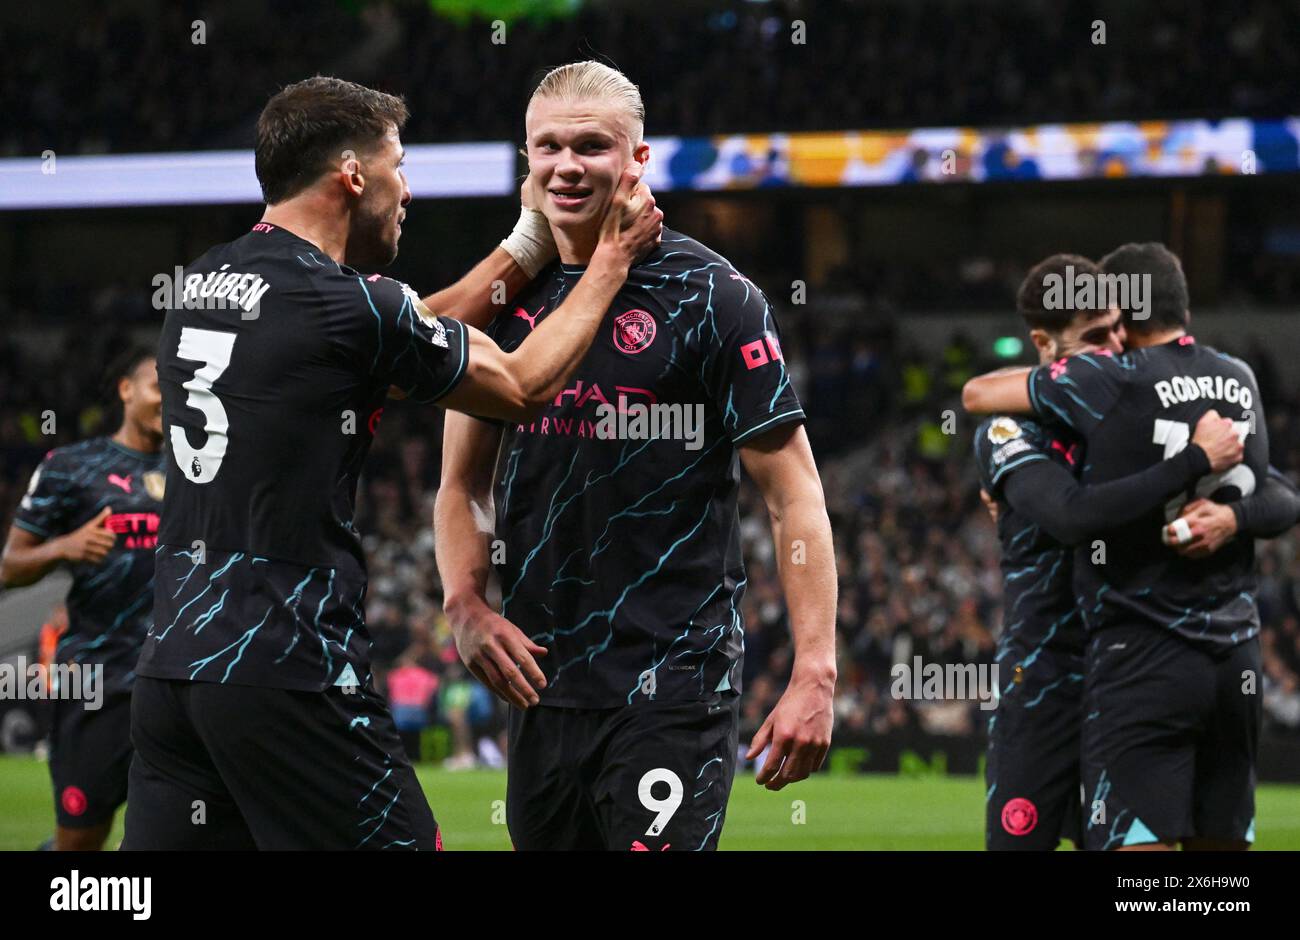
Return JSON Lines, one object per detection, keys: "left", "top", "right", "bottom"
{"left": 255, "top": 76, "right": 409, "bottom": 205}
{"left": 104, "top": 345, "right": 155, "bottom": 401}
{"left": 1016, "top": 253, "right": 1101, "bottom": 332}
{"left": 1098, "top": 242, "right": 1190, "bottom": 333}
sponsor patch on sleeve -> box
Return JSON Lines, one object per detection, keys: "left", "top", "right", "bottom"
{"left": 992, "top": 438, "right": 1033, "bottom": 465}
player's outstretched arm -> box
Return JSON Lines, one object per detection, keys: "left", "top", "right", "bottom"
{"left": 962, "top": 367, "right": 1033, "bottom": 415}
{"left": 1000, "top": 409, "right": 1242, "bottom": 546}
{"left": 0, "top": 509, "right": 116, "bottom": 588}
{"left": 434, "top": 412, "right": 547, "bottom": 710}
{"left": 420, "top": 175, "right": 555, "bottom": 330}
{"left": 438, "top": 163, "right": 662, "bottom": 422}
{"left": 738, "top": 423, "right": 836, "bottom": 791}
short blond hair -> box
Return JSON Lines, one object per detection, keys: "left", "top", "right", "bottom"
{"left": 528, "top": 60, "right": 645, "bottom": 145}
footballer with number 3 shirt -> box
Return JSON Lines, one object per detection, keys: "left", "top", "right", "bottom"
{"left": 436, "top": 62, "right": 837, "bottom": 851}
{"left": 0, "top": 348, "right": 164, "bottom": 851}
{"left": 963, "top": 243, "right": 1293, "bottom": 850}
{"left": 122, "top": 77, "right": 662, "bottom": 851}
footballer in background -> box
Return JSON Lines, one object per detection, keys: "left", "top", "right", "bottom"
{"left": 0, "top": 347, "right": 165, "bottom": 850}
{"left": 436, "top": 61, "right": 837, "bottom": 851}
{"left": 974, "top": 254, "right": 1246, "bottom": 850}
{"left": 965, "top": 243, "right": 1300, "bottom": 849}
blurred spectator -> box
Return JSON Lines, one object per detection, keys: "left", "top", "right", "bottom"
{"left": 387, "top": 654, "right": 441, "bottom": 762}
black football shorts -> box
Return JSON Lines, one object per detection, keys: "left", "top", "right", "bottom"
{"left": 1082, "top": 624, "right": 1260, "bottom": 850}
{"left": 985, "top": 644, "right": 1085, "bottom": 850}
{"left": 122, "top": 676, "right": 441, "bottom": 850}
{"left": 507, "top": 694, "right": 740, "bottom": 851}
{"left": 49, "top": 692, "right": 134, "bottom": 829}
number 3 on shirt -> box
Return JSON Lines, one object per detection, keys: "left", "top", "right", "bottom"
{"left": 169, "top": 327, "right": 236, "bottom": 484}
{"left": 1153, "top": 417, "right": 1255, "bottom": 521}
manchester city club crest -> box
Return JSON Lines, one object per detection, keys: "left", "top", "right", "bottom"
{"left": 143, "top": 470, "right": 166, "bottom": 501}
{"left": 612, "top": 309, "right": 656, "bottom": 355}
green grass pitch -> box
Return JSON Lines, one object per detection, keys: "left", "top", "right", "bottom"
{"left": 4, "top": 755, "right": 1300, "bottom": 850}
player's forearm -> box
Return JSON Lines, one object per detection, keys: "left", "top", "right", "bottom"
{"left": 433, "top": 486, "right": 495, "bottom": 615}
{"left": 962, "top": 368, "right": 1033, "bottom": 415}
{"left": 421, "top": 247, "right": 532, "bottom": 331}
{"left": 767, "top": 497, "right": 838, "bottom": 685}
{"left": 1006, "top": 444, "right": 1211, "bottom": 546}
{"left": 1232, "top": 468, "right": 1300, "bottom": 539}
{"left": 505, "top": 249, "right": 628, "bottom": 408}
{"left": 0, "top": 537, "right": 66, "bottom": 588}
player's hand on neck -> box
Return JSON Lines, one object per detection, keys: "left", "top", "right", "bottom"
{"left": 553, "top": 173, "right": 660, "bottom": 267}
{"left": 590, "top": 163, "right": 662, "bottom": 270}
{"left": 549, "top": 167, "right": 636, "bottom": 265}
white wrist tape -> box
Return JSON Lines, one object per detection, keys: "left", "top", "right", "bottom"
{"left": 499, "top": 206, "right": 556, "bottom": 279}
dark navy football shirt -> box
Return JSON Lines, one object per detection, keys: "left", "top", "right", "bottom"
{"left": 137, "top": 223, "right": 468, "bottom": 691}
{"left": 15, "top": 437, "right": 164, "bottom": 696}
{"left": 481, "top": 229, "right": 805, "bottom": 706}
{"left": 1027, "top": 338, "right": 1267, "bottom": 648}
{"left": 974, "top": 415, "right": 1087, "bottom": 685}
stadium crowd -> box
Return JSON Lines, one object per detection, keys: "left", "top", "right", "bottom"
{"left": 3, "top": 294, "right": 1300, "bottom": 766}
{"left": 3, "top": 0, "right": 1298, "bottom": 157}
